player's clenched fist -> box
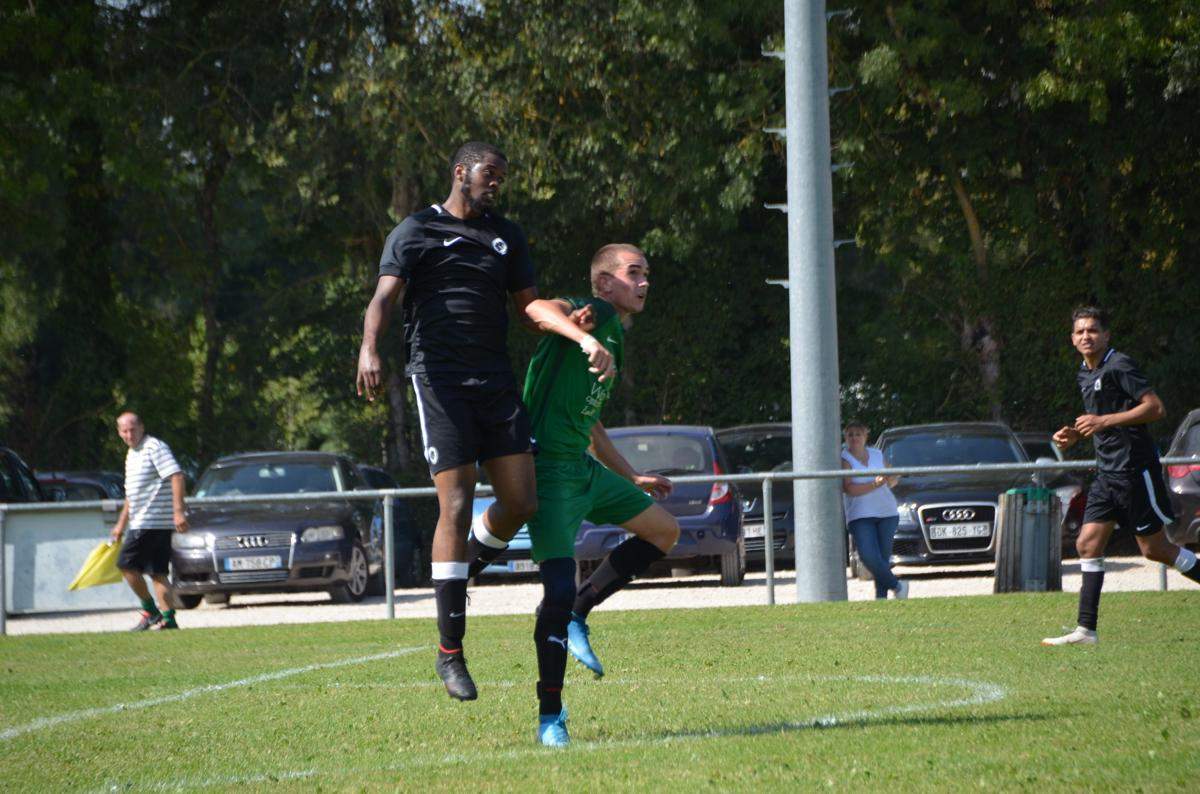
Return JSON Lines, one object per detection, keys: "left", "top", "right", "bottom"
{"left": 579, "top": 335, "right": 615, "bottom": 382}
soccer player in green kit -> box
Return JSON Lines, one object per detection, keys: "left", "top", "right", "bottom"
{"left": 473, "top": 243, "right": 680, "bottom": 746}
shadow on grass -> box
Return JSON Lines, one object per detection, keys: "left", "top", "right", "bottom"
{"left": 648, "top": 710, "right": 1051, "bottom": 742}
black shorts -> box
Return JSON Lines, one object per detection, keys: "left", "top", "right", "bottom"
{"left": 117, "top": 529, "right": 173, "bottom": 575}
{"left": 410, "top": 372, "right": 533, "bottom": 475}
{"left": 1082, "top": 467, "right": 1175, "bottom": 535}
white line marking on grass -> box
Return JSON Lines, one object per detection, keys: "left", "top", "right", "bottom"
{"left": 145, "top": 673, "right": 1009, "bottom": 791}
{"left": 0, "top": 646, "right": 425, "bottom": 743}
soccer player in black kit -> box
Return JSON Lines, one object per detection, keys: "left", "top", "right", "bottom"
{"left": 355, "top": 142, "right": 542, "bottom": 699}
{"left": 1043, "top": 307, "right": 1200, "bottom": 646}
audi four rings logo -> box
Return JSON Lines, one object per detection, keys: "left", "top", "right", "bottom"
{"left": 237, "top": 535, "right": 270, "bottom": 548}
{"left": 941, "top": 508, "right": 976, "bottom": 521}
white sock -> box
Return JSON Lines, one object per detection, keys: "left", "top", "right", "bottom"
{"left": 431, "top": 561, "right": 469, "bottom": 580}
{"left": 471, "top": 512, "right": 508, "bottom": 549}
{"left": 1173, "top": 548, "right": 1197, "bottom": 573}
{"left": 1080, "top": 557, "right": 1105, "bottom": 573}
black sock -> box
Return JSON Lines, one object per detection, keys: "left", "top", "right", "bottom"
{"left": 536, "top": 557, "right": 576, "bottom": 716}
{"left": 434, "top": 578, "right": 468, "bottom": 652}
{"left": 467, "top": 535, "right": 506, "bottom": 579}
{"left": 574, "top": 537, "right": 664, "bottom": 618}
{"left": 1078, "top": 569, "right": 1104, "bottom": 631}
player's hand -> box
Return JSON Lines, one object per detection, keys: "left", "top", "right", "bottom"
{"left": 1052, "top": 425, "right": 1081, "bottom": 449}
{"left": 1073, "top": 414, "right": 1108, "bottom": 438}
{"left": 634, "top": 473, "right": 673, "bottom": 500}
{"left": 356, "top": 345, "right": 383, "bottom": 401}
{"left": 569, "top": 304, "right": 596, "bottom": 332}
{"left": 174, "top": 510, "right": 190, "bottom": 533}
{"left": 109, "top": 525, "right": 124, "bottom": 543}
{"left": 579, "top": 335, "right": 616, "bottom": 382}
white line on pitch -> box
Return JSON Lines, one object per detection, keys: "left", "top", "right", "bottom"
{"left": 0, "top": 646, "right": 425, "bottom": 743}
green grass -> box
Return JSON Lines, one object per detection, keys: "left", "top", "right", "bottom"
{"left": 2, "top": 591, "right": 1198, "bottom": 791}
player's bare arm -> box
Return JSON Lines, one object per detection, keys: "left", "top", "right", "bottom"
{"left": 110, "top": 498, "right": 130, "bottom": 542}
{"left": 589, "top": 421, "right": 673, "bottom": 499}
{"left": 170, "top": 472, "right": 189, "bottom": 533}
{"left": 513, "top": 288, "right": 597, "bottom": 335}
{"left": 1075, "top": 391, "right": 1165, "bottom": 438}
{"left": 526, "top": 298, "right": 615, "bottom": 382}
{"left": 356, "top": 274, "right": 406, "bottom": 401}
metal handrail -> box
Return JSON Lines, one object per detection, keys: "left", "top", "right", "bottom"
{"left": 2, "top": 455, "right": 1196, "bottom": 633}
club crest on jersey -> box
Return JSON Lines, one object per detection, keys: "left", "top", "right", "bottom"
{"left": 1093, "top": 378, "right": 1102, "bottom": 391}
{"left": 492, "top": 237, "right": 508, "bottom": 255}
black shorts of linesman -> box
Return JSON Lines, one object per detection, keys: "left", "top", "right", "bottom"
{"left": 1043, "top": 306, "right": 1199, "bottom": 646}
{"left": 356, "top": 141, "right": 543, "bottom": 701}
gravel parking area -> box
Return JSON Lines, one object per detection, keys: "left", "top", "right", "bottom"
{"left": 6, "top": 555, "right": 1195, "bottom": 636}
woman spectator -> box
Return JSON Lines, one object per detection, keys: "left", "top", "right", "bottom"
{"left": 841, "top": 421, "right": 908, "bottom": 599}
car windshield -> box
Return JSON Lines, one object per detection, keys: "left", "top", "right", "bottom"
{"left": 194, "top": 462, "right": 341, "bottom": 497}
{"left": 882, "top": 432, "right": 1025, "bottom": 467}
{"left": 1020, "top": 438, "right": 1058, "bottom": 461}
{"left": 720, "top": 431, "right": 792, "bottom": 473}
{"left": 1172, "top": 422, "right": 1200, "bottom": 455}
{"left": 611, "top": 434, "right": 711, "bottom": 474}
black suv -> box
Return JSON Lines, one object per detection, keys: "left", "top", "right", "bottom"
{"left": 0, "top": 446, "right": 44, "bottom": 503}
{"left": 874, "top": 422, "right": 1037, "bottom": 566}
{"left": 170, "top": 451, "right": 387, "bottom": 607}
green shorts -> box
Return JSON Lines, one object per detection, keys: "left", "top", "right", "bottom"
{"left": 527, "top": 454, "right": 654, "bottom": 563}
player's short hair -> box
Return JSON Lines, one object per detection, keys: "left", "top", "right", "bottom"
{"left": 1071, "top": 305, "right": 1108, "bottom": 330}
{"left": 116, "top": 411, "right": 142, "bottom": 427}
{"left": 844, "top": 420, "right": 868, "bottom": 432}
{"left": 450, "top": 141, "right": 506, "bottom": 179}
{"left": 590, "top": 243, "right": 644, "bottom": 293}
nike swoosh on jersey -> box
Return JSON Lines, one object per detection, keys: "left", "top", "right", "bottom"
{"left": 1136, "top": 524, "right": 1151, "bottom": 532}
{"left": 442, "top": 236, "right": 464, "bottom": 247}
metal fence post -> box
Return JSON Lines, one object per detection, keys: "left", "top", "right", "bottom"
{"left": 1, "top": 507, "right": 7, "bottom": 636}
{"left": 384, "top": 494, "right": 395, "bottom": 620}
{"left": 763, "top": 477, "right": 775, "bottom": 606}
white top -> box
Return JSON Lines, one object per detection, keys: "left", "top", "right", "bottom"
{"left": 841, "top": 447, "right": 898, "bottom": 522}
{"left": 124, "top": 435, "right": 182, "bottom": 530}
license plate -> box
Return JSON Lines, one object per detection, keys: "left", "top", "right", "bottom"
{"left": 225, "top": 555, "right": 283, "bottom": 571}
{"left": 744, "top": 523, "right": 766, "bottom": 539}
{"left": 927, "top": 522, "right": 990, "bottom": 540}
{"left": 509, "top": 559, "right": 538, "bottom": 573}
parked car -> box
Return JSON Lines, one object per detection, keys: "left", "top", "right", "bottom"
{"left": 1164, "top": 408, "right": 1200, "bottom": 547}
{"left": 356, "top": 464, "right": 423, "bottom": 586}
{"left": 36, "top": 470, "right": 125, "bottom": 502}
{"left": 873, "top": 422, "right": 1038, "bottom": 568}
{"left": 0, "top": 446, "right": 45, "bottom": 503}
{"left": 716, "top": 423, "right": 794, "bottom": 564}
{"left": 1014, "top": 432, "right": 1087, "bottom": 548}
{"left": 169, "top": 451, "right": 387, "bottom": 608}
{"left": 476, "top": 426, "right": 746, "bottom": 586}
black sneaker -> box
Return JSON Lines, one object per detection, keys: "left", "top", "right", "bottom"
{"left": 435, "top": 648, "right": 478, "bottom": 701}
{"left": 130, "top": 610, "right": 162, "bottom": 632}
{"left": 152, "top": 619, "right": 179, "bottom": 631}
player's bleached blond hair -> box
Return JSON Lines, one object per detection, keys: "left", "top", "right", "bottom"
{"left": 590, "top": 244, "right": 644, "bottom": 294}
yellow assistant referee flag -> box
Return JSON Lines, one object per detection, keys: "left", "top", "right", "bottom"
{"left": 68, "top": 541, "right": 123, "bottom": 590}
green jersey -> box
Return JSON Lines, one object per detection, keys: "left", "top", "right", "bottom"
{"left": 523, "top": 297, "right": 623, "bottom": 458}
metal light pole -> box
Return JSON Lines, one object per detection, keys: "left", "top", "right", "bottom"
{"left": 784, "top": 0, "right": 846, "bottom": 601}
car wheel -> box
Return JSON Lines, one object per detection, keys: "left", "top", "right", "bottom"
{"left": 174, "top": 593, "right": 203, "bottom": 610}
{"left": 719, "top": 536, "right": 746, "bottom": 587}
{"left": 848, "top": 545, "right": 873, "bottom": 581}
{"left": 330, "top": 542, "right": 370, "bottom": 603}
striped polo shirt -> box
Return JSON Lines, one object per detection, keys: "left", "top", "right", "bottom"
{"left": 124, "top": 435, "right": 183, "bottom": 530}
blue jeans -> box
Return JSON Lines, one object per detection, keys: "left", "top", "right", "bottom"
{"left": 848, "top": 515, "right": 900, "bottom": 599}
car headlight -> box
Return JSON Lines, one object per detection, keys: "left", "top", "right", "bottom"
{"left": 172, "top": 532, "right": 212, "bottom": 550}
{"left": 897, "top": 502, "right": 919, "bottom": 525}
{"left": 301, "top": 525, "right": 344, "bottom": 543}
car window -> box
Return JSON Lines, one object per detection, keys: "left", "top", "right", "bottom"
{"left": 0, "top": 457, "right": 21, "bottom": 500}
{"left": 611, "top": 434, "right": 712, "bottom": 474}
{"left": 12, "top": 457, "right": 39, "bottom": 500}
{"left": 882, "top": 432, "right": 1026, "bottom": 466}
{"left": 719, "top": 432, "right": 792, "bottom": 474}
{"left": 341, "top": 462, "right": 365, "bottom": 490}
{"left": 53, "top": 483, "right": 106, "bottom": 501}
{"left": 194, "top": 463, "right": 339, "bottom": 496}
{"left": 1177, "top": 422, "right": 1200, "bottom": 455}
{"left": 1020, "top": 439, "right": 1059, "bottom": 462}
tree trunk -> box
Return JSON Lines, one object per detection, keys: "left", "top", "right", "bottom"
{"left": 194, "top": 143, "right": 230, "bottom": 462}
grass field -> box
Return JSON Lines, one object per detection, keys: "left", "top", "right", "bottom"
{"left": 2, "top": 591, "right": 1198, "bottom": 792}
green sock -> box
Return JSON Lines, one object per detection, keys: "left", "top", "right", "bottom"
{"left": 161, "top": 609, "right": 176, "bottom": 625}
{"left": 140, "top": 597, "right": 160, "bottom": 615}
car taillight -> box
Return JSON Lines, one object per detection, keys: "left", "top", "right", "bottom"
{"left": 710, "top": 461, "right": 732, "bottom": 505}
{"left": 1166, "top": 464, "right": 1200, "bottom": 479}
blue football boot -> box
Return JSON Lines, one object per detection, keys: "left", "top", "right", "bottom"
{"left": 567, "top": 612, "right": 604, "bottom": 678}
{"left": 537, "top": 706, "right": 570, "bottom": 747}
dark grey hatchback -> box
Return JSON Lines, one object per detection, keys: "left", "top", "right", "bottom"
{"left": 170, "top": 451, "right": 385, "bottom": 608}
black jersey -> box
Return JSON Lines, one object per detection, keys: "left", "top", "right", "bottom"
{"left": 1076, "top": 347, "right": 1159, "bottom": 472}
{"left": 378, "top": 204, "right": 535, "bottom": 378}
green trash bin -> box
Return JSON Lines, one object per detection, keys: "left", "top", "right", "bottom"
{"left": 994, "top": 487, "right": 1062, "bottom": 593}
